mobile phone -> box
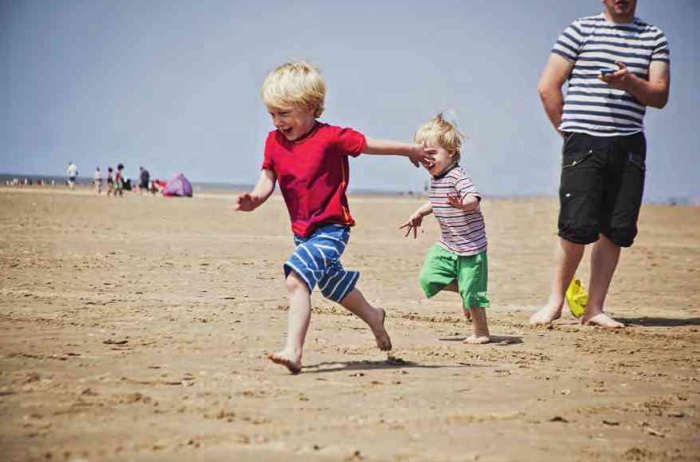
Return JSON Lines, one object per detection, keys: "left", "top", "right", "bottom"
{"left": 600, "top": 68, "right": 617, "bottom": 76}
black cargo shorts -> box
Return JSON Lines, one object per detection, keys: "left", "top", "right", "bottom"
{"left": 558, "top": 131, "right": 646, "bottom": 248}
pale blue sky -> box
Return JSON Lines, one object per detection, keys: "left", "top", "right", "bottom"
{"left": 1, "top": 0, "right": 698, "bottom": 201}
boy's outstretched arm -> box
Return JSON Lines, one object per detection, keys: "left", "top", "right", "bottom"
{"left": 233, "top": 169, "right": 276, "bottom": 212}
{"left": 363, "top": 139, "right": 434, "bottom": 168}
{"left": 448, "top": 193, "right": 480, "bottom": 211}
{"left": 399, "top": 201, "right": 433, "bottom": 239}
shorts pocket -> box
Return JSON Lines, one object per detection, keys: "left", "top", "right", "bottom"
{"left": 627, "top": 151, "right": 646, "bottom": 172}
{"left": 562, "top": 149, "right": 593, "bottom": 169}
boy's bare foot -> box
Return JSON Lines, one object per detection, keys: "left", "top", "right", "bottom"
{"left": 463, "top": 334, "right": 490, "bottom": 344}
{"left": 529, "top": 303, "right": 563, "bottom": 326}
{"left": 371, "top": 308, "right": 392, "bottom": 351}
{"left": 581, "top": 312, "right": 624, "bottom": 328}
{"left": 268, "top": 350, "right": 302, "bottom": 374}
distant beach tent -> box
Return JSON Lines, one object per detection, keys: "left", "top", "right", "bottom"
{"left": 162, "top": 173, "right": 193, "bottom": 197}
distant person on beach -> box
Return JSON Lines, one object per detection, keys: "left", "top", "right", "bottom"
{"left": 115, "top": 164, "right": 125, "bottom": 196}
{"left": 93, "top": 167, "right": 102, "bottom": 194}
{"left": 401, "top": 113, "right": 491, "bottom": 344}
{"left": 66, "top": 162, "right": 78, "bottom": 190}
{"left": 233, "top": 61, "right": 434, "bottom": 374}
{"left": 138, "top": 167, "right": 150, "bottom": 194}
{"left": 106, "top": 167, "right": 114, "bottom": 196}
{"left": 530, "top": 0, "right": 670, "bottom": 328}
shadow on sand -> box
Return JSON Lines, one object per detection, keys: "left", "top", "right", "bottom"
{"left": 302, "top": 358, "right": 490, "bottom": 374}
{"left": 618, "top": 317, "right": 700, "bottom": 327}
{"left": 438, "top": 335, "right": 524, "bottom": 345}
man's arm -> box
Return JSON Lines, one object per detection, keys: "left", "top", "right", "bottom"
{"left": 537, "top": 54, "right": 575, "bottom": 135}
{"left": 233, "top": 168, "right": 276, "bottom": 212}
{"left": 363, "top": 139, "right": 434, "bottom": 168}
{"left": 601, "top": 60, "right": 670, "bottom": 109}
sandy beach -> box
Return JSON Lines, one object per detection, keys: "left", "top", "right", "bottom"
{"left": 0, "top": 186, "right": 698, "bottom": 462}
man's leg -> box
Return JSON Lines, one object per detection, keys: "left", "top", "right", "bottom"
{"left": 340, "top": 288, "right": 392, "bottom": 351}
{"left": 529, "top": 237, "right": 584, "bottom": 325}
{"left": 582, "top": 234, "right": 624, "bottom": 328}
{"left": 268, "top": 271, "right": 311, "bottom": 373}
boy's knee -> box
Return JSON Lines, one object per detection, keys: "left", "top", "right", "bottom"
{"left": 285, "top": 270, "right": 310, "bottom": 293}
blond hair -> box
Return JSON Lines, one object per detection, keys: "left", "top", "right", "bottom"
{"left": 414, "top": 113, "right": 466, "bottom": 162}
{"left": 260, "top": 61, "right": 326, "bottom": 117}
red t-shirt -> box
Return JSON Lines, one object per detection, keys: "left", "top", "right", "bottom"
{"left": 262, "top": 123, "right": 367, "bottom": 237}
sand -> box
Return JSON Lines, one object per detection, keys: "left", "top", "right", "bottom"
{"left": 0, "top": 186, "right": 698, "bottom": 462}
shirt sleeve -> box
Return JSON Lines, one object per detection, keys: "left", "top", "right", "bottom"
{"left": 552, "top": 19, "right": 584, "bottom": 62}
{"left": 261, "top": 131, "right": 276, "bottom": 170}
{"left": 334, "top": 126, "right": 367, "bottom": 158}
{"left": 651, "top": 29, "right": 670, "bottom": 64}
{"left": 455, "top": 174, "right": 480, "bottom": 202}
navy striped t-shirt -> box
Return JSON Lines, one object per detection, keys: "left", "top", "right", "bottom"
{"left": 429, "top": 164, "right": 487, "bottom": 257}
{"left": 552, "top": 13, "right": 670, "bottom": 136}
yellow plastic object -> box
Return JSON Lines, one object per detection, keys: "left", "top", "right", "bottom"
{"left": 566, "top": 278, "right": 587, "bottom": 318}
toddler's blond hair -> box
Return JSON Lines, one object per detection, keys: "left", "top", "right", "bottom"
{"left": 414, "top": 113, "right": 466, "bottom": 162}
{"left": 260, "top": 61, "right": 326, "bottom": 117}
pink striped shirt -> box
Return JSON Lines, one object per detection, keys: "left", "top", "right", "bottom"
{"left": 429, "top": 164, "right": 487, "bottom": 256}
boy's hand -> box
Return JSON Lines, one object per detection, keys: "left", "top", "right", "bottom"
{"left": 399, "top": 213, "right": 424, "bottom": 239}
{"left": 233, "top": 193, "right": 258, "bottom": 212}
{"left": 408, "top": 144, "right": 435, "bottom": 169}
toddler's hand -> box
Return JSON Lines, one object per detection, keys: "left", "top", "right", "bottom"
{"left": 399, "top": 213, "right": 423, "bottom": 239}
{"left": 447, "top": 194, "right": 463, "bottom": 209}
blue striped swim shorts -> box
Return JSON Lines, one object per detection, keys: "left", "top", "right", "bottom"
{"left": 284, "top": 224, "right": 359, "bottom": 303}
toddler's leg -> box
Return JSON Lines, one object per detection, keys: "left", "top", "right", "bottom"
{"left": 443, "top": 281, "right": 472, "bottom": 321}
{"left": 340, "top": 288, "right": 392, "bottom": 351}
{"left": 268, "top": 272, "right": 310, "bottom": 373}
{"left": 463, "top": 307, "right": 490, "bottom": 344}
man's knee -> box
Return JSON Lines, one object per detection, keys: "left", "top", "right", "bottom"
{"left": 603, "top": 227, "right": 636, "bottom": 248}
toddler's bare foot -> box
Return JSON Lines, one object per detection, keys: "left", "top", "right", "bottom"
{"left": 268, "top": 350, "right": 302, "bottom": 374}
{"left": 529, "top": 303, "right": 563, "bottom": 326}
{"left": 371, "top": 308, "right": 392, "bottom": 351}
{"left": 463, "top": 334, "right": 490, "bottom": 344}
{"left": 581, "top": 312, "right": 624, "bottom": 328}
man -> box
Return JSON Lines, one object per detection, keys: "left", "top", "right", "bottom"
{"left": 66, "top": 162, "right": 78, "bottom": 190}
{"left": 530, "top": 0, "right": 670, "bottom": 328}
{"left": 139, "top": 166, "right": 150, "bottom": 194}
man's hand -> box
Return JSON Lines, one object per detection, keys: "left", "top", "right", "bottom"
{"left": 599, "top": 61, "right": 633, "bottom": 91}
{"left": 233, "top": 193, "right": 258, "bottom": 212}
{"left": 399, "top": 213, "right": 424, "bottom": 239}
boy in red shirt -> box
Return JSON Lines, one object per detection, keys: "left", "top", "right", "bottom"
{"left": 235, "top": 61, "right": 434, "bottom": 374}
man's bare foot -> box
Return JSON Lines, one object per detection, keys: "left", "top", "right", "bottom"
{"left": 463, "top": 334, "right": 490, "bottom": 344}
{"left": 371, "top": 308, "right": 392, "bottom": 351}
{"left": 268, "top": 350, "right": 302, "bottom": 374}
{"left": 529, "top": 303, "right": 563, "bottom": 326}
{"left": 581, "top": 312, "right": 624, "bottom": 328}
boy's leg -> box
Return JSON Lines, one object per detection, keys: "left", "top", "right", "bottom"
{"left": 463, "top": 307, "right": 490, "bottom": 344}
{"left": 268, "top": 271, "right": 311, "bottom": 373}
{"left": 339, "top": 288, "right": 392, "bottom": 351}
{"left": 529, "top": 237, "right": 584, "bottom": 325}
